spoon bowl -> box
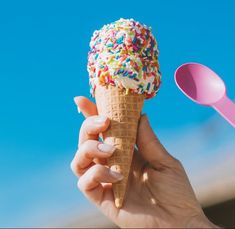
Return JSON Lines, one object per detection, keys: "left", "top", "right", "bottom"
{"left": 175, "top": 63, "right": 226, "bottom": 105}
{"left": 175, "top": 62, "right": 235, "bottom": 128}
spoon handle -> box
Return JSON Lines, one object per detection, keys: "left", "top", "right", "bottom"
{"left": 212, "top": 95, "right": 235, "bottom": 128}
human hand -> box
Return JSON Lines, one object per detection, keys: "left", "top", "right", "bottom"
{"left": 71, "top": 96, "right": 218, "bottom": 228}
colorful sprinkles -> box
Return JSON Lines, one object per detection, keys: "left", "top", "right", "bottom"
{"left": 87, "top": 18, "right": 161, "bottom": 99}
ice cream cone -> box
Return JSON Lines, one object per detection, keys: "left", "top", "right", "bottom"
{"left": 95, "top": 84, "right": 144, "bottom": 208}
{"left": 88, "top": 18, "right": 161, "bottom": 208}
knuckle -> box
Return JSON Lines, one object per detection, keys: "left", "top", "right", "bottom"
{"left": 78, "top": 142, "right": 86, "bottom": 154}
{"left": 82, "top": 140, "right": 96, "bottom": 152}
{"left": 83, "top": 116, "right": 96, "bottom": 127}
{"left": 90, "top": 164, "right": 103, "bottom": 173}
{"left": 88, "top": 164, "right": 106, "bottom": 180}
{"left": 79, "top": 140, "right": 98, "bottom": 159}
{"left": 172, "top": 158, "right": 183, "bottom": 169}
{"left": 81, "top": 116, "right": 98, "bottom": 135}
{"left": 70, "top": 160, "right": 75, "bottom": 172}
{"left": 80, "top": 119, "right": 86, "bottom": 131}
{"left": 70, "top": 157, "right": 79, "bottom": 172}
{"left": 174, "top": 158, "right": 181, "bottom": 165}
{"left": 77, "top": 178, "right": 83, "bottom": 191}
{"left": 80, "top": 118, "right": 90, "bottom": 132}
{"left": 70, "top": 159, "right": 83, "bottom": 177}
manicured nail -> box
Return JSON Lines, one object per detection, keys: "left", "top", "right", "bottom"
{"left": 98, "top": 143, "right": 115, "bottom": 154}
{"left": 73, "top": 97, "right": 81, "bottom": 113}
{"left": 73, "top": 97, "right": 79, "bottom": 104}
{"left": 109, "top": 170, "right": 124, "bottom": 180}
{"left": 94, "top": 116, "right": 107, "bottom": 124}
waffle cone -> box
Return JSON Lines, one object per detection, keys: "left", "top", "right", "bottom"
{"left": 95, "top": 84, "right": 144, "bottom": 208}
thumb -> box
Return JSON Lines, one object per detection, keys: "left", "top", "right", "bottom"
{"left": 136, "top": 114, "right": 175, "bottom": 169}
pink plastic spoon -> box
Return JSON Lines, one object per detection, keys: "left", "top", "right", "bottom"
{"left": 175, "top": 63, "right": 235, "bottom": 127}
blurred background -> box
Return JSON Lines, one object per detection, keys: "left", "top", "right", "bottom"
{"left": 0, "top": 0, "right": 235, "bottom": 227}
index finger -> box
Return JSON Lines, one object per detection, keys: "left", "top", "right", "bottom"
{"left": 137, "top": 115, "right": 176, "bottom": 169}
{"left": 79, "top": 115, "right": 110, "bottom": 146}
{"left": 74, "top": 96, "right": 98, "bottom": 117}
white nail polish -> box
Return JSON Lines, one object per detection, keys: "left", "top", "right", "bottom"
{"left": 98, "top": 144, "right": 115, "bottom": 154}
{"left": 94, "top": 116, "right": 107, "bottom": 124}
{"left": 73, "top": 97, "right": 81, "bottom": 113}
{"left": 77, "top": 106, "right": 81, "bottom": 113}
{"left": 109, "top": 170, "right": 123, "bottom": 180}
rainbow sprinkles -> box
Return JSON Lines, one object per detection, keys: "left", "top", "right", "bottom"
{"left": 87, "top": 18, "right": 161, "bottom": 99}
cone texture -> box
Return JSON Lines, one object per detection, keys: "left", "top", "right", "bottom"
{"left": 95, "top": 84, "right": 144, "bottom": 208}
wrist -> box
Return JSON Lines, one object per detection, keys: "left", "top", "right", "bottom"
{"left": 187, "top": 215, "right": 220, "bottom": 228}
{"left": 199, "top": 219, "right": 220, "bottom": 228}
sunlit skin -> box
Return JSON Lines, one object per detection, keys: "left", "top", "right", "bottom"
{"left": 71, "top": 96, "right": 218, "bottom": 228}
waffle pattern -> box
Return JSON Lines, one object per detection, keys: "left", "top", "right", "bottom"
{"left": 95, "top": 84, "right": 144, "bottom": 208}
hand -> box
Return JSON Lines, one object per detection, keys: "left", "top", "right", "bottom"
{"left": 71, "top": 96, "right": 218, "bottom": 228}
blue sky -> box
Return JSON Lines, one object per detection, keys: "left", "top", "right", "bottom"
{"left": 0, "top": 0, "right": 235, "bottom": 227}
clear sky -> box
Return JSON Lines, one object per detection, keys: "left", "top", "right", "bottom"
{"left": 0, "top": 0, "right": 235, "bottom": 227}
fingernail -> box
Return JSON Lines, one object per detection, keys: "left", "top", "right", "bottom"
{"left": 73, "top": 97, "right": 79, "bottom": 104}
{"left": 73, "top": 97, "right": 81, "bottom": 113}
{"left": 109, "top": 170, "right": 124, "bottom": 180}
{"left": 98, "top": 143, "right": 115, "bottom": 154}
{"left": 94, "top": 116, "right": 107, "bottom": 124}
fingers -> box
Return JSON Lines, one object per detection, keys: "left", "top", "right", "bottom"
{"left": 71, "top": 140, "right": 115, "bottom": 177}
{"left": 78, "top": 164, "right": 123, "bottom": 204}
{"left": 79, "top": 115, "right": 110, "bottom": 146}
{"left": 78, "top": 164, "right": 124, "bottom": 191}
{"left": 137, "top": 115, "right": 176, "bottom": 169}
{"left": 74, "top": 96, "right": 98, "bottom": 117}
